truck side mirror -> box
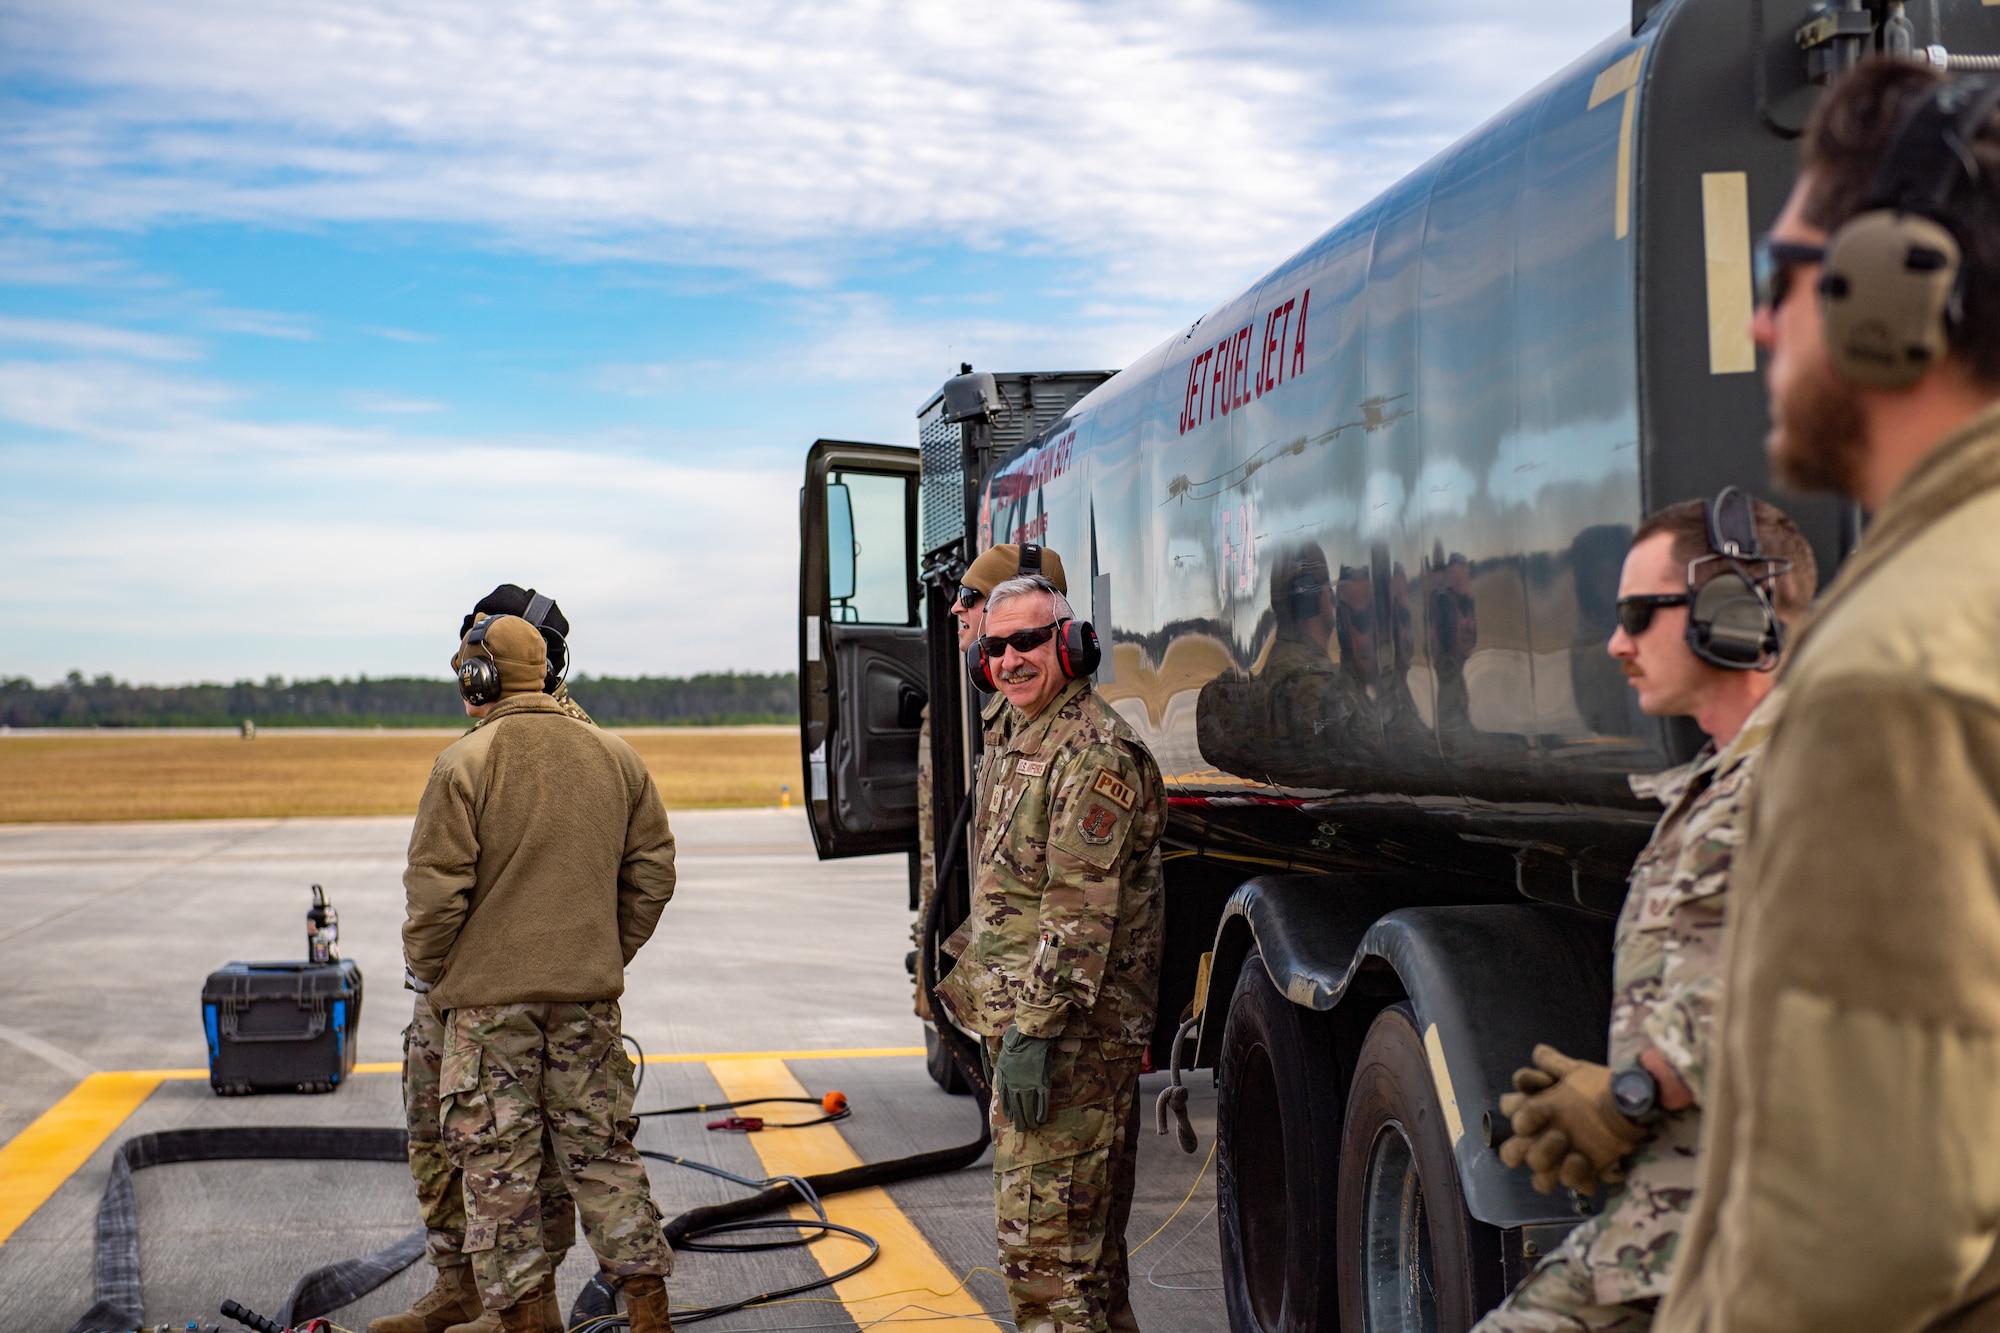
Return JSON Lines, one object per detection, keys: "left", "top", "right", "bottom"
{"left": 827, "top": 480, "right": 856, "bottom": 606}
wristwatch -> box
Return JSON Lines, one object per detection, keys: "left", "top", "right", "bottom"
{"left": 1610, "top": 1065, "right": 1660, "bottom": 1122}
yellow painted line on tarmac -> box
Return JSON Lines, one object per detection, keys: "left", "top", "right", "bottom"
{"left": 650, "top": 1046, "right": 924, "bottom": 1065}
{"left": 135, "top": 1047, "right": 923, "bottom": 1081}
{"left": 0, "top": 1071, "right": 162, "bottom": 1246}
{"left": 705, "top": 1058, "right": 1001, "bottom": 1330}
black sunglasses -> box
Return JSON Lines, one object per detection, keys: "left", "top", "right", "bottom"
{"left": 979, "top": 622, "right": 1059, "bottom": 658}
{"left": 955, "top": 586, "right": 985, "bottom": 611}
{"left": 1616, "top": 593, "right": 1690, "bottom": 636}
{"left": 1753, "top": 235, "right": 1827, "bottom": 311}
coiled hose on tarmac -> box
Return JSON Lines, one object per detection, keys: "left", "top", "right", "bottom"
{"left": 66, "top": 784, "right": 993, "bottom": 1333}
{"left": 568, "top": 779, "right": 992, "bottom": 1328}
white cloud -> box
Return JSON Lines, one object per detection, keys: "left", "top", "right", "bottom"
{"left": 204, "top": 306, "right": 315, "bottom": 340}
{"left": 0, "top": 314, "right": 197, "bottom": 360}
{"left": 0, "top": 355, "right": 801, "bottom": 679}
{"left": 350, "top": 391, "right": 445, "bottom": 413}
{"left": 1, "top": 0, "right": 1628, "bottom": 298}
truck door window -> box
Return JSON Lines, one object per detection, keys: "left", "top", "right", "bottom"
{"left": 827, "top": 470, "right": 913, "bottom": 625}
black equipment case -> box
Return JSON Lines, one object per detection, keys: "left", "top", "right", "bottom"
{"left": 201, "top": 960, "right": 363, "bottom": 1094}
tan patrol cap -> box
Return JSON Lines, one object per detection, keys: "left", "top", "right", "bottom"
{"left": 453, "top": 614, "right": 549, "bottom": 696}
{"left": 964, "top": 543, "right": 1068, "bottom": 596}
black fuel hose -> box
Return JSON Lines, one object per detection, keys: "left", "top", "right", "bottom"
{"left": 918, "top": 780, "right": 991, "bottom": 1107}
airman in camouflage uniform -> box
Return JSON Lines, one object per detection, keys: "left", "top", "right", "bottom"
{"left": 935, "top": 594, "right": 1166, "bottom": 1333}
{"left": 917, "top": 543, "right": 1068, "bottom": 1017}
{"left": 1475, "top": 689, "right": 1784, "bottom": 1332}
{"left": 404, "top": 611, "right": 677, "bottom": 1333}
{"left": 374, "top": 625, "right": 596, "bottom": 1333}
{"left": 1476, "top": 495, "right": 1816, "bottom": 1332}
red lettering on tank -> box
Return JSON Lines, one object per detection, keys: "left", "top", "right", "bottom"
{"left": 1177, "top": 287, "right": 1310, "bottom": 429}
{"left": 986, "top": 428, "right": 1078, "bottom": 503}
{"left": 1272, "top": 298, "right": 1296, "bottom": 389}
{"left": 1012, "top": 512, "right": 1050, "bottom": 544}
{"left": 1212, "top": 336, "right": 1230, "bottom": 418}
{"left": 1291, "top": 288, "right": 1310, "bottom": 379}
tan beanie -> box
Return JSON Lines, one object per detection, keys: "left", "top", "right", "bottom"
{"left": 965, "top": 542, "right": 1068, "bottom": 596}
{"left": 452, "top": 613, "right": 548, "bottom": 696}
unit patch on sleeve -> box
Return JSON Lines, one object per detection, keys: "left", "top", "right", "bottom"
{"left": 1090, "top": 768, "right": 1136, "bottom": 811}
{"left": 1079, "top": 802, "right": 1121, "bottom": 844}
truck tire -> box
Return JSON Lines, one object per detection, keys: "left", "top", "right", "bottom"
{"left": 923, "top": 1020, "right": 972, "bottom": 1096}
{"left": 1337, "top": 1003, "right": 1500, "bottom": 1332}
{"left": 1217, "top": 949, "right": 1344, "bottom": 1332}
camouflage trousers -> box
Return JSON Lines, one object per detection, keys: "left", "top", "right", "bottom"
{"left": 1471, "top": 1113, "right": 1697, "bottom": 1333}
{"left": 439, "top": 1000, "right": 672, "bottom": 1310}
{"left": 913, "top": 706, "right": 934, "bottom": 1020}
{"left": 989, "top": 1037, "right": 1144, "bottom": 1333}
{"left": 404, "top": 994, "right": 575, "bottom": 1269}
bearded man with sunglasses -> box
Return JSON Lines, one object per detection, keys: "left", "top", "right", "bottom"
{"left": 1660, "top": 62, "right": 2000, "bottom": 1333}
{"left": 1475, "top": 497, "right": 1815, "bottom": 1333}
{"left": 934, "top": 573, "right": 1165, "bottom": 1333}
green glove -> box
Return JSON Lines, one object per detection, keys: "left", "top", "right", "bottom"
{"left": 993, "top": 1026, "right": 1057, "bottom": 1130}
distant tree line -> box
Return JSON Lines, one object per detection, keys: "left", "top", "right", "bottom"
{"left": 0, "top": 671, "right": 798, "bottom": 728}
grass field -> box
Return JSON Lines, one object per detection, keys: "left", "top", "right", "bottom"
{"left": 0, "top": 728, "right": 805, "bottom": 822}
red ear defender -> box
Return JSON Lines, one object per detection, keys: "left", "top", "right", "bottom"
{"left": 965, "top": 639, "right": 997, "bottom": 692}
{"left": 1055, "top": 620, "right": 1102, "bottom": 680}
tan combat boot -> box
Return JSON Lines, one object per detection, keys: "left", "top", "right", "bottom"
{"left": 497, "top": 1301, "right": 544, "bottom": 1333}
{"left": 538, "top": 1275, "right": 563, "bottom": 1333}
{"left": 368, "top": 1263, "right": 483, "bottom": 1333}
{"left": 621, "top": 1275, "right": 672, "bottom": 1333}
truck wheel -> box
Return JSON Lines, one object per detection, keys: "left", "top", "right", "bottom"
{"left": 1337, "top": 1003, "right": 1498, "bottom": 1332}
{"left": 923, "top": 1020, "right": 972, "bottom": 1096}
{"left": 1217, "top": 950, "right": 1344, "bottom": 1332}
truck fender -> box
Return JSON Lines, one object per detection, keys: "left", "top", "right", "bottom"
{"left": 1194, "top": 876, "right": 1615, "bottom": 1228}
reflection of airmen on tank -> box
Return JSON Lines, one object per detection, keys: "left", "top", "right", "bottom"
{"left": 1375, "top": 559, "right": 1432, "bottom": 757}
{"left": 914, "top": 542, "right": 1068, "bottom": 1018}
{"left": 1425, "top": 549, "right": 1484, "bottom": 755}
{"left": 1196, "top": 541, "right": 1380, "bottom": 785}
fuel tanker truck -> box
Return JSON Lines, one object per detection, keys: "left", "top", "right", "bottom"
{"left": 798, "top": 0, "right": 2000, "bottom": 1328}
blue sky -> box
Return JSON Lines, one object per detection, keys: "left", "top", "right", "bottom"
{"left": 0, "top": 0, "right": 1626, "bottom": 684}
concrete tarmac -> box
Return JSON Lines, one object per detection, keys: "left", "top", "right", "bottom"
{"left": 0, "top": 811, "right": 1224, "bottom": 1332}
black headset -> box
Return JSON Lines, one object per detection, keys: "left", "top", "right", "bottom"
{"left": 963, "top": 545, "right": 1101, "bottom": 691}
{"left": 1684, "top": 487, "right": 1789, "bottom": 672}
{"left": 1821, "top": 77, "right": 2000, "bottom": 388}
{"left": 1286, "top": 567, "right": 1330, "bottom": 623}
{"left": 457, "top": 591, "right": 568, "bottom": 705}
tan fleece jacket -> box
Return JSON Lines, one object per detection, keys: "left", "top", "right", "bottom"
{"left": 402, "top": 693, "right": 676, "bottom": 1008}
{"left": 1661, "top": 399, "right": 2000, "bottom": 1333}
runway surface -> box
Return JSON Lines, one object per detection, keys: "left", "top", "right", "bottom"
{"left": 0, "top": 810, "right": 1225, "bottom": 1332}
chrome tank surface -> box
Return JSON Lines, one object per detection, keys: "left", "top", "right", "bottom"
{"left": 981, "top": 19, "right": 1677, "bottom": 895}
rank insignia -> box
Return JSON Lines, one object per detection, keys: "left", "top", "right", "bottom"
{"left": 1079, "top": 802, "right": 1120, "bottom": 844}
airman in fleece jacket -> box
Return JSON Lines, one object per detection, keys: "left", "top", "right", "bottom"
{"left": 402, "top": 692, "right": 677, "bottom": 1008}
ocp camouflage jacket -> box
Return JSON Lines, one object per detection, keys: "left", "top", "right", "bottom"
{"left": 1561, "top": 685, "right": 1782, "bottom": 1304}
{"left": 935, "top": 678, "right": 1166, "bottom": 1047}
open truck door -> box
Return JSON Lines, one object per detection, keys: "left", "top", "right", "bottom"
{"left": 800, "top": 439, "right": 925, "bottom": 859}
